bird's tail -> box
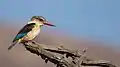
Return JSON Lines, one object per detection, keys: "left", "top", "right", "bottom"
{"left": 8, "top": 41, "right": 18, "bottom": 50}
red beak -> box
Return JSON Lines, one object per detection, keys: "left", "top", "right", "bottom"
{"left": 44, "top": 22, "right": 56, "bottom": 27}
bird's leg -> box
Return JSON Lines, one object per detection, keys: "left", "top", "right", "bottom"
{"left": 31, "top": 36, "right": 38, "bottom": 45}
{"left": 23, "top": 40, "right": 37, "bottom": 45}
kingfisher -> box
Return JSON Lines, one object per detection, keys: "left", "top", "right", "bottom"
{"left": 8, "top": 16, "right": 56, "bottom": 50}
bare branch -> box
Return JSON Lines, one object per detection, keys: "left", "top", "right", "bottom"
{"left": 23, "top": 42, "right": 117, "bottom": 67}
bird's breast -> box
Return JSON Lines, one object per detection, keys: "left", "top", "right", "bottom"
{"left": 24, "top": 26, "right": 40, "bottom": 40}
{"left": 32, "top": 27, "right": 40, "bottom": 36}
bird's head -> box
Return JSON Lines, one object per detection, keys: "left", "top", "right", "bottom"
{"left": 30, "top": 16, "right": 56, "bottom": 27}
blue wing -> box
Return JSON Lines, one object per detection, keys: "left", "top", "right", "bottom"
{"left": 13, "top": 23, "right": 35, "bottom": 42}
{"left": 14, "top": 33, "right": 27, "bottom": 40}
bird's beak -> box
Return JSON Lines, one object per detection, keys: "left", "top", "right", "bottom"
{"left": 44, "top": 22, "right": 56, "bottom": 27}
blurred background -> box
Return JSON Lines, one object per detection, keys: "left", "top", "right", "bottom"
{"left": 0, "top": 0, "right": 120, "bottom": 67}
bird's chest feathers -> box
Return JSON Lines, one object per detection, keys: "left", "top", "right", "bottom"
{"left": 27, "top": 25, "right": 40, "bottom": 39}
{"left": 32, "top": 27, "right": 40, "bottom": 36}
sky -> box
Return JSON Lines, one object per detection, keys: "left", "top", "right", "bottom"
{"left": 0, "top": 0, "right": 120, "bottom": 46}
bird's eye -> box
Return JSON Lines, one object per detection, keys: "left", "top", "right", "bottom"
{"left": 39, "top": 18, "right": 44, "bottom": 21}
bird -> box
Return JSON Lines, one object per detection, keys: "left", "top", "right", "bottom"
{"left": 8, "top": 16, "right": 56, "bottom": 50}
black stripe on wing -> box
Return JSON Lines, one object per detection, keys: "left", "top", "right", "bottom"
{"left": 13, "top": 23, "right": 35, "bottom": 42}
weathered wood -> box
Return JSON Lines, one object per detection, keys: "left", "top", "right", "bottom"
{"left": 23, "top": 42, "right": 116, "bottom": 67}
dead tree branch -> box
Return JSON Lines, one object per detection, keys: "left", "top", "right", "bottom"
{"left": 23, "top": 42, "right": 116, "bottom": 67}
